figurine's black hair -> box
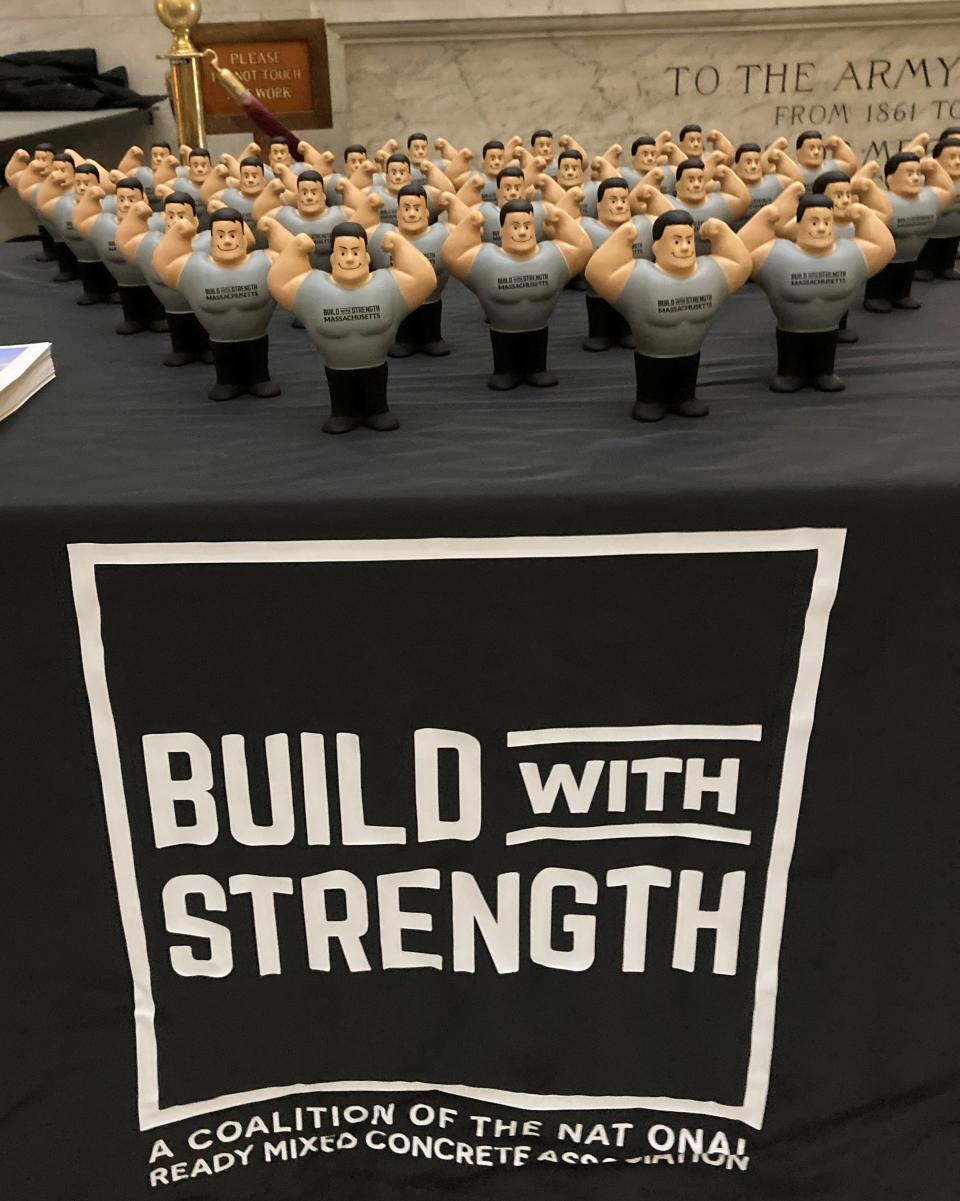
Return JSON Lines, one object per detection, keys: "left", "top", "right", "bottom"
{"left": 812, "top": 169, "right": 850, "bottom": 193}
{"left": 74, "top": 164, "right": 100, "bottom": 177}
{"left": 330, "top": 221, "right": 368, "bottom": 247}
{"left": 652, "top": 209, "right": 695, "bottom": 241}
{"left": 269, "top": 136, "right": 288, "bottom": 145}
{"left": 796, "top": 130, "right": 823, "bottom": 149}
{"left": 884, "top": 151, "right": 920, "bottom": 177}
{"left": 735, "top": 143, "right": 763, "bottom": 161}
{"left": 151, "top": 141, "right": 172, "bottom": 150}
{"left": 675, "top": 157, "right": 704, "bottom": 180}
{"left": 531, "top": 129, "right": 553, "bottom": 145}
{"left": 407, "top": 132, "right": 428, "bottom": 146}
{"left": 797, "top": 194, "right": 834, "bottom": 219}
{"left": 239, "top": 156, "right": 265, "bottom": 170}
{"left": 116, "top": 177, "right": 144, "bottom": 193}
{"left": 164, "top": 191, "right": 197, "bottom": 212}
{"left": 482, "top": 140, "right": 505, "bottom": 157}
{"left": 932, "top": 137, "right": 960, "bottom": 158}
{"left": 597, "top": 177, "right": 630, "bottom": 201}
{"left": 499, "top": 198, "right": 535, "bottom": 226}
{"left": 210, "top": 207, "right": 246, "bottom": 228}
{"left": 344, "top": 144, "right": 367, "bottom": 159}
{"left": 385, "top": 153, "right": 411, "bottom": 168}
{"left": 52, "top": 153, "right": 74, "bottom": 165}
{"left": 34, "top": 142, "right": 55, "bottom": 153}
{"left": 397, "top": 183, "right": 428, "bottom": 202}
{"left": 297, "top": 170, "right": 324, "bottom": 185}
{"left": 631, "top": 136, "right": 656, "bottom": 155}
{"left": 939, "top": 126, "right": 960, "bottom": 140}
{"left": 679, "top": 124, "right": 702, "bottom": 142}
{"left": 496, "top": 165, "right": 524, "bottom": 185}
{"left": 189, "top": 148, "right": 212, "bottom": 160}
{"left": 558, "top": 149, "right": 584, "bottom": 165}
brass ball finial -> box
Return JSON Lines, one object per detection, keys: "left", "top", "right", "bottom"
{"left": 156, "top": 0, "right": 202, "bottom": 55}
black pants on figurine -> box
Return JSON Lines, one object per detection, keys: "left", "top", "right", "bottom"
{"left": 52, "top": 242, "right": 78, "bottom": 283}
{"left": 165, "top": 310, "right": 211, "bottom": 367}
{"left": 36, "top": 224, "right": 57, "bottom": 262}
{"left": 632, "top": 352, "right": 704, "bottom": 422}
{"left": 209, "top": 335, "right": 280, "bottom": 401}
{"left": 76, "top": 260, "right": 118, "bottom": 305}
{"left": 584, "top": 294, "right": 633, "bottom": 350}
{"left": 323, "top": 362, "right": 397, "bottom": 434}
{"left": 116, "top": 284, "right": 167, "bottom": 335}
{"left": 770, "top": 328, "right": 843, "bottom": 393}
{"left": 488, "top": 326, "right": 556, "bottom": 389}
{"left": 864, "top": 260, "right": 920, "bottom": 311}
{"left": 917, "top": 235, "right": 960, "bottom": 280}
{"left": 391, "top": 299, "right": 448, "bottom": 356}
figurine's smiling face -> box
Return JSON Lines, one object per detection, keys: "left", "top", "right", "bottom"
{"left": 269, "top": 143, "right": 292, "bottom": 169}
{"left": 676, "top": 166, "right": 706, "bottom": 203}
{"left": 533, "top": 135, "right": 553, "bottom": 161}
{"left": 736, "top": 150, "right": 763, "bottom": 183}
{"left": 397, "top": 194, "right": 429, "bottom": 235}
{"left": 164, "top": 201, "right": 194, "bottom": 228}
{"left": 240, "top": 164, "right": 265, "bottom": 195}
{"left": 890, "top": 159, "right": 923, "bottom": 197}
{"left": 408, "top": 138, "right": 428, "bottom": 165}
{"left": 484, "top": 147, "right": 504, "bottom": 175}
{"left": 386, "top": 160, "right": 412, "bottom": 190}
{"left": 798, "top": 138, "right": 825, "bottom": 168}
{"left": 653, "top": 224, "right": 696, "bottom": 273}
{"left": 681, "top": 131, "right": 704, "bottom": 156}
{"left": 497, "top": 175, "right": 524, "bottom": 205}
{"left": 939, "top": 144, "right": 960, "bottom": 179}
{"left": 633, "top": 143, "right": 659, "bottom": 170}
{"left": 211, "top": 218, "right": 247, "bottom": 263}
{"left": 150, "top": 146, "right": 168, "bottom": 170}
{"left": 824, "top": 181, "right": 852, "bottom": 220}
{"left": 345, "top": 151, "right": 366, "bottom": 175}
{"left": 330, "top": 234, "right": 371, "bottom": 285}
{"left": 297, "top": 178, "right": 325, "bottom": 215}
{"left": 189, "top": 154, "right": 211, "bottom": 181}
{"left": 796, "top": 204, "right": 835, "bottom": 252}
{"left": 500, "top": 211, "right": 537, "bottom": 256}
{"left": 557, "top": 154, "right": 584, "bottom": 187}
{"left": 73, "top": 172, "right": 94, "bottom": 197}
{"left": 598, "top": 185, "right": 631, "bottom": 225}
{"left": 115, "top": 186, "right": 140, "bottom": 215}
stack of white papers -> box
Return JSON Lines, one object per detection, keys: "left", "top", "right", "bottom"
{"left": 0, "top": 342, "right": 55, "bottom": 424}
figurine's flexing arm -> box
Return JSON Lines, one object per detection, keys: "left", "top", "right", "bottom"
{"left": 116, "top": 200, "right": 154, "bottom": 260}
{"left": 440, "top": 207, "right": 485, "bottom": 279}
{"left": 4, "top": 148, "right": 31, "bottom": 187}
{"left": 715, "top": 164, "right": 751, "bottom": 219}
{"left": 384, "top": 229, "right": 437, "bottom": 308}
{"left": 921, "top": 155, "right": 957, "bottom": 208}
{"left": 153, "top": 214, "right": 199, "bottom": 288}
{"left": 346, "top": 190, "right": 385, "bottom": 232}
{"left": 541, "top": 202, "right": 592, "bottom": 274}
{"left": 201, "top": 163, "right": 231, "bottom": 204}
{"left": 455, "top": 173, "right": 485, "bottom": 206}
{"left": 253, "top": 178, "right": 288, "bottom": 222}
{"left": 850, "top": 201, "right": 896, "bottom": 273}
{"left": 72, "top": 184, "right": 107, "bottom": 238}
{"left": 708, "top": 128, "right": 736, "bottom": 164}
{"left": 630, "top": 183, "right": 675, "bottom": 218}
{"left": 825, "top": 135, "right": 859, "bottom": 176}
{"left": 738, "top": 179, "right": 804, "bottom": 251}
{"left": 851, "top": 162, "right": 893, "bottom": 218}
{"left": 267, "top": 233, "right": 314, "bottom": 311}
{"left": 418, "top": 158, "right": 457, "bottom": 193}
{"left": 700, "top": 217, "right": 753, "bottom": 289}
{"left": 115, "top": 145, "right": 144, "bottom": 176}
{"left": 584, "top": 220, "right": 639, "bottom": 304}
{"left": 35, "top": 168, "right": 70, "bottom": 216}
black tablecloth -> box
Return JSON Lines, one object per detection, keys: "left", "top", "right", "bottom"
{"left": 1, "top": 241, "right": 959, "bottom": 1201}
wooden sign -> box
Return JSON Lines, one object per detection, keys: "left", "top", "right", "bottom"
{"left": 194, "top": 19, "right": 332, "bottom": 134}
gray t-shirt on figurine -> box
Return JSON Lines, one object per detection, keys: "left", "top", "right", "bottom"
{"left": 272, "top": 205, "right": 348, "bottom": 271}
{"left": 177, "top": 251, "right": 275, "bottom": 342}
{"left": 368, "top": 223, "right": 449, "bottom": 304}
{"left": 736, "top": 174, "right": 784, "bottom": 227}
{"left": 681, "top": 194, "right": 735, "bottom": 254}
{"left": 88, "top": 212, "right": 145, "bottom": 286}
{"left": 464, "top": 241, "right": 570, "bottom": 331}
{"left": 50, "top": 193, "right": 97, "bottom": 263}
{"left": 888, "top": 188, "right": 942, "bottom": 261}
{"left": 292, "top": 269, "right": 411, "bottom": 370}
{"left": 614, "top": 257, "right": 730, "bottom": 357}
{"left": 754, "top": 238, "right": 868, "bottom": 332}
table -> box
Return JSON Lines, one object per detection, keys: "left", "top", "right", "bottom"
{"left": 1, "top": 241, "right": 958, "bottom": 1201}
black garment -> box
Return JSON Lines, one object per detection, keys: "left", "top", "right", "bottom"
{"left": 865, "top": 260, "right": 917, "bottom": 304}
{"left": 489, "top": 327, "right": 549, "bottom": 377}
{"left": 118, "top": 284, "right": 165, "bottom": 327}
{"left": 775, "top": 328, "right": 838, "bottom": 381}
{"left": 167, "top": 311, "right": 210, "bottom": 356}
{"left": 586, "top": 294, "right": 631, "bottom": 342}
{"left": 53, "top": 241, "right": 78, "bottom": 278}
{"left": 917, "top": 235, "right": 960, "bottom": 277}
{"left": 634, "top": 352, "right": 701, "bottom": 408}
{"left": 0, "top": 50, "right": 164, "bottom": 111}
{"left": 396, "top": 299, "right": 443, "bottom": 348}
{"left": 211, "top": 336, "right": 272, "bottom": 388}
{"left": 36, "top": 224, "right": 57, "bottom": 260}
{"left": 324, "top": 362, "right": 390, "bottom": 421}
{"left": 76, "top": 260, "right": 117, "bottom": 300}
